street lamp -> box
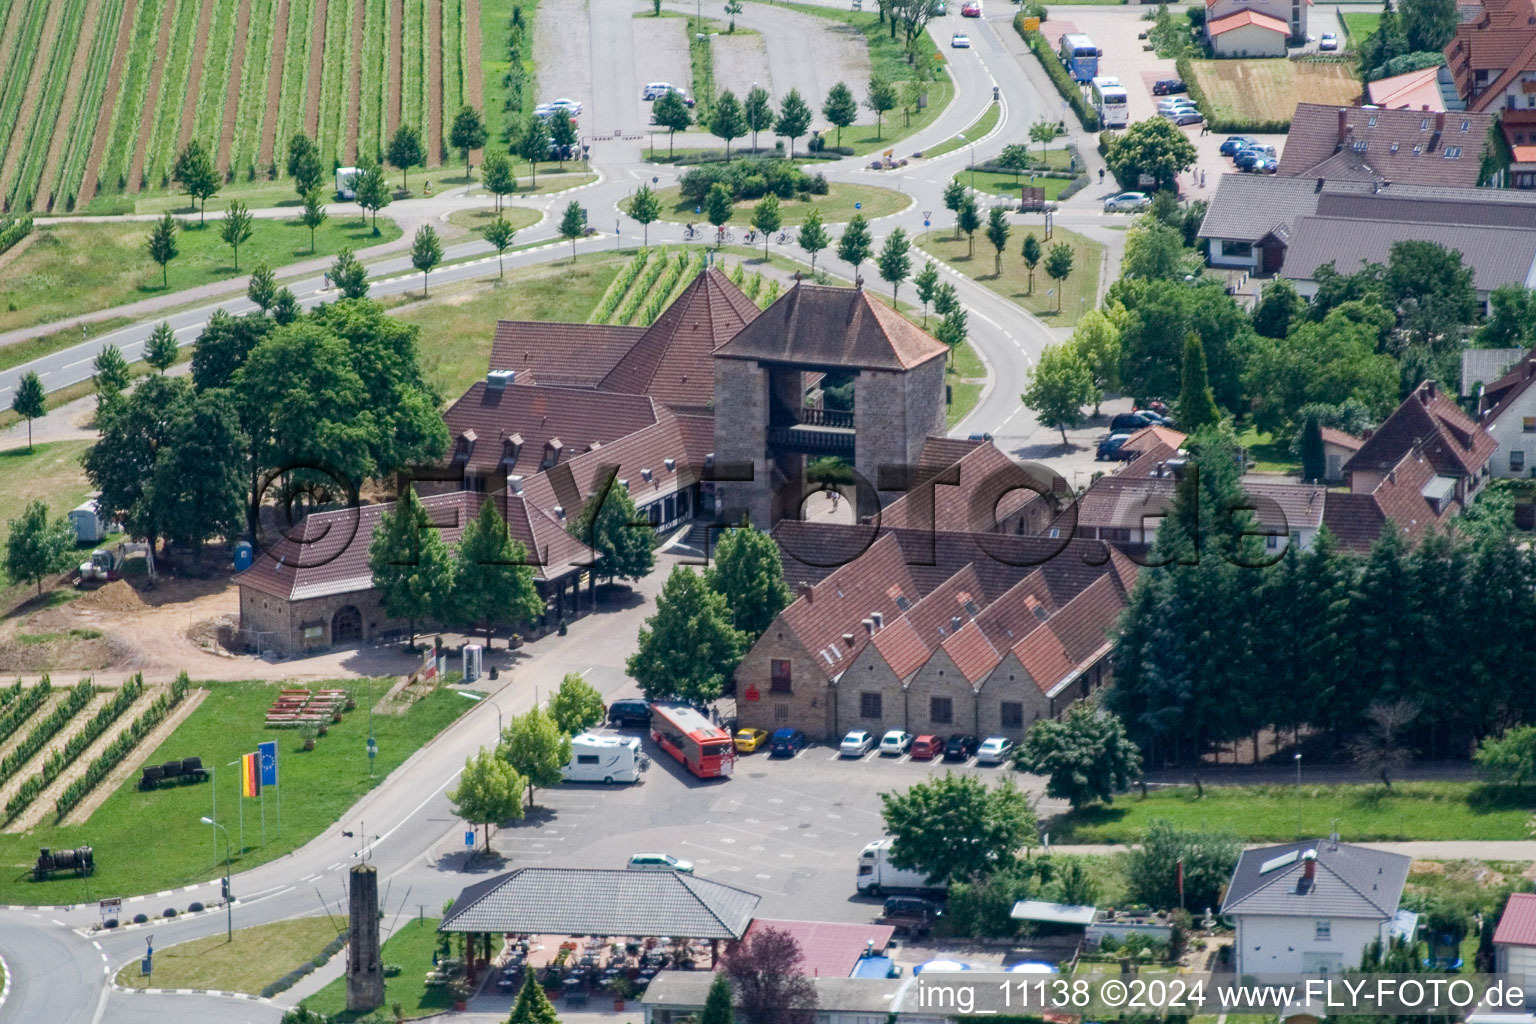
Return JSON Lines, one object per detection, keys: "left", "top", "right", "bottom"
{"left": 959, "top": 132, "right": 977, "bottom": 190}
{"left": 200, "top": 816, "right": 233, "bottom": 941}
{"left": 457, "top": 690, "right": 504, "bottom": 734}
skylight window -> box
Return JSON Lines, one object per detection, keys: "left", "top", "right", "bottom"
{"left": 1260, "top": 850, "right": 1301, "bottom": 874}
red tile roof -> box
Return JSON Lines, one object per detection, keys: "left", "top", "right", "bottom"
{"left": 443, "top": 382, "right": 661, "bottom": 478}
{"left": 1320, "top": 427, "right": 1363, "bottom": 451}
{"left": 881, "top": 438, "right": 1062, "bottom": 533}
{"left": 1366, "top": 67, "right": 1447, "bottom": 111}
{"left": 1446, "top": 0, "right": 1536, "bottom": 109}
{"left": 941, "top": 621, "right": 1004, "bottom": 683}
{"left": 869, "top": 566, "right": 984, "bottom": 679}
{"left": 716, "top": 284, "right": 948, "bottom": 372}
{"left": 1494, "top": 893, "right": 1536, "bottom": 946}
{"left": 738, "top": 919, "right": 895, "bottom": 977}
{"left": 1345, "top": 380, "right": 1496, "bottom": 481}
{"left": 1276, "top": 105, "right": 1493, "bottom": 189}
{"left": 1323, "top": 448, "right": 1459, "bottom": 551}
{"left": 778, "top": 533, "right": 919, "bottom": 681}
{"left": 488, "top": 322, "right": 645, "bottom": 388}
{"left": 1207, "top": 9, "right": 1289, "bottom": 34}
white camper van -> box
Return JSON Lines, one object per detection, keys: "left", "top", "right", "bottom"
{"left": 561, "top": 733, "right": 646, "bottom": 784}
{"left": 335, "top": 166, "right": 362, "bottom": 200}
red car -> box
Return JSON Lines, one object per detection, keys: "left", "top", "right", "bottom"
{"left": 910, "top": 735, "right": 944, "bottom": 760}
{"left": 961, "top": 2, "right": 981, "bottom": 16}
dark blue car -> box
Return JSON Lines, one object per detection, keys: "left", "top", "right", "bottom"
{"left": 769, "top": 728, "right": 807, "bottom": 757}
{"left": 1220, "top": 135, "right": 1258, "bottom": 157}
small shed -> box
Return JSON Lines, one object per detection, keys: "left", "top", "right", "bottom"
{"left": 1009, "top": 900, "right": 1097, "bottom": 927}
{"left": 69, "top": 500, "right": 105, "bottom": 544}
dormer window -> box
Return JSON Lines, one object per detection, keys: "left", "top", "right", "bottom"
{"left": 641, "top": 468, "right": 653, "bottom": 482}
{"left": 455, "top": 429, "right": 477, "bottom": 462}
{"left": 541, "top": 438, "right": 563, "bottom": 469}
{"left": 664, "top": 458, "right": 676, "bottom": 471}
{"left": 502, "top": 431, "right": 523, "bottom": 464}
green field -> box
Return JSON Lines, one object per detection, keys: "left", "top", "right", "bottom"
{"left": 1049, "top": 781, "right": 1536, "bottom": 843}
{"left": 116, "top": 916, "right": 344, "bottom": 993}
{"left": 0, "top": 679, "right": 466, "bottom": 905}
{"left": 628, "top": 183, "right": 911, "bottom": 227}
{"left": 1341, "top": 11, "right": 1382, "bottom": 45}
{"left": 1235, "top": 425, "right": 1302, "bottom": 474}
{"left": 923, "top": 101, "right": 1002, "bottom": 160}
{"left": 920, "top": 226, "right": 1102, "bottom": 328}
{"left": 0, "top": 215, "right": 401, "bottom": 338}
{"left": 1186, "top": 59, "right": 1361, "bottom": 128}
{"left": 954, "top": 170, "right": 1079, "bottom": 201}
{"left": 303, "top": 916, "right": 453, "bottom": 1020}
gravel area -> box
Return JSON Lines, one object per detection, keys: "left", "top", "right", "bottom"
{"left": 712, "top": 31, "right": 772, "bottom": 100}
{"left": 633, "top": 16, "right": 691, "bottom": 101}
{"left": 535, "top": 0, "right": 594, "bottom": 108}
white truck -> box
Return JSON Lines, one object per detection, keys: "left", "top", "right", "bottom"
{"left": 855, "top": 837, "right": 947, "bottom": 896}
{"left": 561, "top": 733, "right": 646, "bottom": 784}
{"left": 335, "top": 166, "right": 362, "bottom": 200}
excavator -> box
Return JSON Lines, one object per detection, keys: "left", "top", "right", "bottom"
{"left": 76, "top": 542, "right": 155, "bottom": 587}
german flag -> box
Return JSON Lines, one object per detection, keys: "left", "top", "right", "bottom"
{"left": 241, "top": 751, "right": 261, "bottom": 798}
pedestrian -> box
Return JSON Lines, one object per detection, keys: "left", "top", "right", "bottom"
{"left": 1200, "top": 169, "right": 1206, "bottom": 189}
{"left": 322, "top": 272, "right": 330, "bottom": 290}
{"left": 1098, "top": 167, "right": 1105, "bottom": 183}
{"left": 830, "top": 491, "right": 841, "bottom": 512}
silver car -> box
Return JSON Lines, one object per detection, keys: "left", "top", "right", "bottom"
{"left": 1104, "top": 191, "right": 1151, "bottom": 212}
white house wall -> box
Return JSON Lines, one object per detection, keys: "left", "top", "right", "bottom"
{"left": 1234, "top": 913, "right": 1386, "bottom": 975}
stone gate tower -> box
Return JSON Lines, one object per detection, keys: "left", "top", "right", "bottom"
{"left": 346, "top": 863, "right": 384, "bottom": 1012}
{"left": 712, "top": 280, "right": 949, "bottom": 527}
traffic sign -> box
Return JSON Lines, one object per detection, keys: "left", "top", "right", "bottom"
{"left": 465, "top": 831, "right": 475, "bottom": 848}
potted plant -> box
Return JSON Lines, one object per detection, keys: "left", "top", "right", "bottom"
{"left": 300, "top": 723, "right": 319, "bottom": 751}
{"left": 344, "top": 690, "right": 357, "bottom": 711}
{"left": 609, "top": 977, "right": 634, "bottom": 1010}
{"left": 449, "top": 978, "right": 471, "bottom": 1011}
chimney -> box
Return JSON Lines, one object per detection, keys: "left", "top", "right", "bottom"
{"left": 508, "top": 474, "right": 524, "bottom": 494}
{"left": 854, "top": 274, "right": 864, "bottom": 292}
{"left": 797, "top": 581, "right": 813, "bottom": 603}
{"left": 1337, "top": 107, "right": 1348, "bottom": 140}
{"left": 1298, "top": 851, "right": 1318, "bottom": 892}
{"left": 862, "top": 618, "right": 875, "bottom": 634}
{"left": 843, "top": 632, "right": 856, "bottom": 648}
{"left": 1423, "top": 380, "right": 1437, "bottom": 400}
{"left": 1315, "top": 176, "right": 1325, "bottom": 193}
{"left": 1436, "top": 112, "right": 1446, "bottom": 133}
{"left": 950, "top": 615, "right": 963, "bottom": 632}
{"left": 871, "top": 611, "right": 884, "bottom": 629}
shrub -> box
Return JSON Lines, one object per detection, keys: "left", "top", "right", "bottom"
{"left": 133, "top": 913, "right": 148, "bottom": 924}
{"left": 384, "top": 963, "right": 403, "bottom": 977}
{"left": 679, "top": 158, "right": 820, "bottom": 204}
{"left": 0, "top": 216, "right": 32, "bottom": 257}
{"left": 103, "top": 918, "right": 118, "bottom": 929}
{"left": 1018, "top": 20, "right": 1100, "bottom": 132}
{"left": 163, "top": 907, "right": 177, "bottom": 918}
{"left": 188, "top": 901, "right": 204, "bottom": 912}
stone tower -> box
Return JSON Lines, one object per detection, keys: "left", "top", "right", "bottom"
{"left": 712, "top": 281, "right": 949, "bottom": 527}
{"left": 346, "top": 863, "right": 384, "bottom": 1012}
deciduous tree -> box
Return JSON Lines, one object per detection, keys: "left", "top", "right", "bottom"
{"left": 997, "top": 143, "right": 1031, "bottom": 181}
{"left": 173, "top": 140, "right": 220, "bottom": 224}
{"left": 822, "top": 82, "right": 858, "bottom": 147}
{"left": 499, "top": 707, "right": 571, "bottom": 808}
{"left": 448, "top": 747, "right": 526, "bottom": 853}
{"left": 1021, "top": 343, "right": 1094, "bottom": 444}
{"left": 411, "top": 224, "right": 442, "bottom": 295}
{"left": 4, "top": 501, "right": 73, "bottom": 596}
{"left": 246, "top": 262, "right": 277, "bottom": 312}
{"left": 271, "top": 288, "right": 300, "bottom": 325}
{"left": 876, "top": 227, "right": 911, "bottom": 301}
{"left": 957, "top": 194, "right": 980, "bottom": 257}
{"left": 191, "top": 310, "right": 271, "bottom": 391}
{"left": 1015, "top": 701, "right": 1142, "bottom": 809}
{"left": 451, "top": 497, "right": 544, "bottom": 648}
{"left": 568, "top": 476, "right": 655, "bottom": 583}
{"left": 482, "top": 151, "right": 516, "bottom": 211}
{"left": 880, "top": 772, "right": 1037, "bottom": 883}
{"left": 516, "top": 115, "right": 552, "bottom": 184}
{"left": 837, "top": 213, "right": 872, "bottom": 279}
{"left": 653, "top": 90, "right": 692, "bottom": 159}
{"left": 331, "top": 246, "right": 369, "bottom": 299}
{"left": 1043, "top": 241, "right": 1073, "bottom": 310}
{"left": 1125, "top": 821, "right": 1238, "bottom": 911}
{"left": 219, "top": 200, "right": 253, "bottom": 271}
{"left": 10, "top": 371, "right": 45, "bottom": 450}
{"left": 149, "top": 389, "right": 247, "bottom": 565}
{"left": 913, "top": 260, "right": 939, "bottom": 325}
{"left": 1106, "top": 118, "right": 1198, "bottom": 193}
{"left": 752, "top": 194, "right": 781, "bottom": 258}
{"left": 943, "top": 179, "right": 967, "bottom": 239}
{"left": 984, "top": 206, "right": 1010, "bottom": 276}
{"left": 83, "top": 375, "right": 193, "bottom": 553}
{"left": 450, "top": 105, "right": 488, "bottom": 176}
{"left": 353, "top": 163, "right": 391, "bottom": 234}
{"left": 1029, "top": 118, "right": 1062, "bottom": 160}
{"left": 630, "top": 184, "right": 661, "bottom": 247}
{"left": 300, "top": 188, "right": 327, "bottom": 252}
{"left": 368, "top": 486, "right": 454, "bottom": 649}
{"left": 92, "top": 344, "right": 129, "bottom": 405}
{"left": 387, "top": 124, "right": 425, "bottom": 190}
{"left": 705, "top": 522, "right": 791, "bottom": 637}
{"left": 774, "top": 89, "right": 813, "bottom": 158}
{"left": 720, "top": 928, "right": 817, "bottom": 1024}
{"left": 1474, "top": 725, "right": 1536, "bottom": 785}
{"left": 1070, "top": 308, "right": 1120, "bottom": 414}
{"left": 798, "top": 207, "right": 829, "bottom": 274}
{"left": 548, "top": 109, "right": 578, "bottom": 166}
{"left": 548, "top": 673, "right": 606, "bottom": 735}
{"left": 865, "top": 75, "right": 897, "bottom": 140}
{"left": 482, "top": 215, "right": 517, "bottom": 277}
{"left": 147, "top": 212, "right": 179, "bottom": 288}
{"left": 744, "top": 86, "right": 774, "bottom": 152}
{"left": 559, "top": 201, "right": 586, "bottom": 260}
{"left": 709, "top": 90, "right": 747, "bottom": 157}
{"left": 627, "top": 566, "right": 745, "bottom": 703}
{"left": 287, "top": 132, "right": 324, "bottom": 196}
{"left": 1021, "top": 232, "right": 1041, "bottom": 293}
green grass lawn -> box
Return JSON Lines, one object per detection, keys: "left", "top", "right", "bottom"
{"left": 0, "top": 679, "right": 467, "bottom": 905}
{"left": 920, "top": 227, "right": 1101, "bottom": 328}
{"left": 0, "top": 441, "right": 96, "bottom": 585}
{"left": 0, "top": 317, "right": 136, "bottom": 375}
{"left": 303, "top": 916, "right": 453, "bottom": 1021}
{"left": 444, "top": 206, "right": 545, "bottom": 234}
{"left": 946, "top": 340, "right": 987, "bottom": 428}
{"left": 954, "top": 170, "right": 1080, "bottom": 201}
{"left": 1049, "top": 781, "right": 1536, "bottom": 843}
{"left": 116, "top": 916, "right": 344, "bottom": 993}
{"left": 1341, "top": 11, "right": 1381, "bottom": 44}
{"left": 924, "top": 101, "right": 1003, "bottom": 159}
{"left": 628, "top": 183, "right": 910, "bottom": 227}
{"left": 0, "top": 216, "right": 403, "bottom": 337}
{"left": 1236, "top": 424, "right": 1301, "bottom": 474}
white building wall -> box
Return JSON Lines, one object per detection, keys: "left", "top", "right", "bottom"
{"left": 1495, "top": 943, "right": 1536, "bottom": 1002}
{"left": 1484, "top": 387, "right": 1536, "bottom": 477}
{"left": 1207, "top": 238, "right": 1262, "bottom": 270}
{"left": 1211, "top": 22, "right": 1288, "bottom": 58}
{"left": 1234, "top": 913, "right": 1387, "bottom": 975}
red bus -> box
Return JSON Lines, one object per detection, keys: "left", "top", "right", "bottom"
{"left": 650, "top": 703, "right": 735, "bottom": 778}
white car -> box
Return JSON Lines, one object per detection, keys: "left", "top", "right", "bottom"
{"left": 1103, "top": 192, "right": 1151, "bottom": 213}
{"left": 879, "top": 730, "right": 913, "bottom": 756}
{"left": 975, "top": 736, "right": 1014, "bottom": 765}
{"left": 1318, "top": 31, "right": 1338, "bottom": 50}
{"left": 549, "top": 97, "right": 583, "bottom": 116}
{"left": 951, "top": 32, "right": 971, "bottom": 47}
{"left": 1156, "top": 98, "right": 1198, "bottom": 114}
{"left": 628, "top": 852, "right": 694, "bottom": 873}
{"left": 840, "top": 730, "right": 877, "bottom": 757}
{"left": 642, "top": 82, "right": 673, "bottom": 100}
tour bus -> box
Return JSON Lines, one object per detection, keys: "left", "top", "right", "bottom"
{"left": 1058, "top": 33, "right": 1100, "bottom": 83}
{"left": 650, "top": 702, "right": 735, "bottom": 778}
{"left": 1091, "top": 76, "right": 1130, "bottom": 129}
{"left": 561, "top": 733, "right": 647, "bottom": 784}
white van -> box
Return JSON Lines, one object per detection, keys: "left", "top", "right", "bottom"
{"left": 642, "top": 82, "right": 673, "bottom": 101}
{"left": 561, "top": 733, "right": 646, "bottom": 784}
{"left": 335, "top": 166, "right": 362, "bottom": 200}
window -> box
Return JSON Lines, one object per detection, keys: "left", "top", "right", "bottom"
{"left": 1220, "top": 240, "right": 1254, "bottom": 257}
{"left": 1315, "top": 920, "right": 1332, "bottom": 941}
{"left": 1292, "top": 531, "right": 1301, "bottom": 547}
{"left": 1389, "top": 142, "right": 1399, "bottom": 153}
{"left": 931, "top": 697, "right": 954, "bottom": 725}
{"left": 773, "top": 702, "right": 789, "bottom": 722}
{"left": 1367, "top": 114, "right": 1377, "bottom": 127}
{"left": 1461, "top": 118, "right": 1471, "bottom": 132}
{"left": 1412, "top": 144, "right": 1422, "bottom": 155}
{"left": 1266, "top": 534, "right": 1279, "bottom": 549}
{"left": 1512, "top": 451, "right": 1526, "bottom": 473}
{"left": 860, "top": 692, "right": 883, "bottom": 718}
{"left": 1000, "top": 702, "right": 1024, "bottom": 728}
{"left": 1523, "top": 417, "right": 1535, "bottom": 433}
{"left": 1048, "top": 527, "right": 1061, "bottom": 539}
{"left": 1351, "top": 140, "right": 1369, "bottom": 152}
{"left": 1445, "top": 146, "right": 1463, "bottom": 159}
{"left": 577, "top": 754, "right": 600, "bottom": 765}
{"left": 770, "top": 659, "right": 792, "bottom": 693}
{"left": 1421, "top": 117, "right": 1430, "bottom": 130}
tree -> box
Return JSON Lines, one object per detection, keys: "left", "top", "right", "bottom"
{"left": 93, "top": 344, "right": 130, "bottom": 404}
{"left": 299, "top": 187, "right": 327, "bottom": 252}
{"left": 627, "top": 566, "right": 745, "bottom": 703}
{"left": 996, "top": 143, "right": 1031, "bottom": 182}
{"left": 865, "top": 74, "right": 897, "bottom": 140}
{"left": 140, "top": 324, "right": 178, "bottom": 380}
{"left": 516, "top": 114, "right": 551, "bottom": 184}
{"left": 1021, "top": 232, "right": 1041, "bottom": 293}
{"left": 1348, "top": 699, "right": 1419, "bottom": 788}
{"left": 353, "top": 162, "right": 391, "bottom": 234}
{"left": 933, "top": 281, "right": 958, "bottom": 319}
{"left": 450, "top": 105, "right": 488, "bottom": 176}
{"left": 705, "top": 523, "right": 791, "bottom": 636}
{"left": 1071, "top": 308, "right": 1120, "bottom": 415}
{"left": 984, "top": 206, "right": 1010, "bottom": 277}
{"left": 744, "top": 86, "right": 773, "bottom": 152}
{"left": 956, "top": 194, "right": 980, "bottom": 257}
{"left": 1300, "top": 412, "right": 1325, "bottom": 483}
{"left": 725, "top": 0, "right": 744, "bottom": 30}
{"left": 509, "top": 975, "right": 560, "bottom": 1024}
{"left": 752, "top": 194, "right": 781, "bottom": 258}
{"left": 173, "top": 139, "right": 220, "bottom": 223}
{"left": 1029, "top": 118, "right": 1062, "bottom": 160}
{"left": 1043, "top": 242, "right": 1074, "bottom": 311}
{"left": 1015, "top": 701, "right": 1142, "bottom": 809}
{"left": 875, "top": 227, "right": 911, "bottom": 302}
{"left": 1176, "top": 333, "right": 1220, "bottom": 430}
{"left": 1021, "top": 343, "right": 1095, "bottom": 444}
{"left": 270, "top": 288, "right": 299, "bottom": 325}
{"left": 147, "top": 212, "right": 179, "bottom": 288}
{"left": 653, "top": 90, "right": 692, "bottom": 158}
{"left": 500, "top": 706, "right": 571, "bottom": 809}
{"left": 84, "top": 375, "right": 193, "bottom": 552}
{"left": 410, "top": 224, "right": 442, "bottom": 296}
{"left": 149, "top": 389, "right": 247, "bottom": 563}
{"left": 630, "top": 184, "right": 661, "bottom": 247}
{"left": 287, "top": 131, "right": 324, "bottom": 196}
{"left": 568, "top": 477, "right": 655, "bottom": 582}
{"left": 709, "top": 90, "right": 747, "bottom": 157}
{"left": 943, "top": 179, "right": 967, "bottom": 239}
{"left": 1241, "top": 302, "right": 1397, "bottom": 434}
{"left": 822, "top": 82, "right": 858, "bottom": 147}
{"left": 1122, "top": 219, "right": 1186, "bottom": 281}
{"left": 1400, "top": 0, "right": 1457, "bottom": 51}
{"left": 10, "top": 371, "right": 45, "bottom": 451}
{"left": 774, "top": 89, "right": 813, "bottom": 159}
{"left": 4, "top": 501, "right": 73, "bottom": 596}
{"left": 191, "top": 309, "right": 271, "bottom": 391}
{"left": 219, "top": 200, "right": 253, "bottom": 271}
{"left": 548, "top": 673, "right": 606, "bottom": 735}
{"left": 331, "top": 246, "right": 369, "bottom": 299}
{"left": 482, "top": 151, "right": 516, "bottom": 212}
{"left": 558, "top": 201, "right": 586, "bottom": 260}
{"left": 913, "top": 260, "right": 939, "bottom": 325}
{"left": 936, "top": 305, "right": 968, "bottom": 359}
{"left": 246, "top": 262, "right": 277, "bottom": 313}
{"left": 482, "top": 215, "right": 517, "bottom": 278}
{"left": 837, "top": 214, "right": 872, "bottom": 280}
{"left": 387, "top": 123, "right": 425, "bottom": 189}
{"left": 705, "top": 183, "right": 735, "bottom": 235}
{"left": 548, "top": 109, "right": 578, "bottom": 166}
{"left": 368, "top": 486, "right": 454, "bottom": 649}
{"left": 798, "top": 208, "right": 829, "bottom": 274}
{"left": 1106, "top": 118, "right": 1198, "bottom": 192}
{"left": 880, "top": 772, "right": 1037, "bottom": 883}
{"left": 1251, "top": 279, "right": 1301, "bottom": 339}
{"left": 701, "top": 972, "right": 736, "bottom": 1024}
{"left": 720, "top": 928, "right": 817, "bottom": 1024}
{"left": 451, "top": 497, "right": 544, "bottom": 648}
{"left": 448, "top": 747, "right": 526, "bottom": 852}
{"left": 1475, "top": 725, "right": 1536, "bottom": 785}
{"left": 1125, "top": 821, "right": 1239, "bottom": 911}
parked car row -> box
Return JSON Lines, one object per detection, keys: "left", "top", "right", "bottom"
{"left": 1157, "top": 96, "right": 1203, "bottom": 126}
{"left": 533, "top": 98, "right": 582, "bottom": 119}
{"left": 840, "top": 729, "right": 1014, "bottom": 764}
{"left": 1221, "top": 135, "right": 1279, "bottom": 174}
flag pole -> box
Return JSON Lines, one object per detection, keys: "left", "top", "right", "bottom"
{"left": 260, "top": 781, "right": 266, "bottom": 847}
{"left": 210, "top": 765, "right": 217, "bottom": 864}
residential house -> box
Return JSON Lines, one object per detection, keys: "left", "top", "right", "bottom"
{"left": 1319, "top": 427, "right": 1363, "bottom": 485}
{"left": 1365, "top": 65, "right": 1455, "bottom": 112}
{"left": 1198, "top": 174, "right": 1328, "bottom": 272}
{"left": 1445, "top": 0, "right": 1536, "bottom": 185}
{"left": 1476, "top": 349, "right": 1536, "bottom": 476}
{"left": 1221, "top": 840, "right": 1413, "bottom": 975}
{"left": 1493, "top": 892, "right": 1536, "bottom": 1002}
{"left": 1204, "top": 0, "right": 1304, "bottom": 55}
{"left": 1274, "top": 105, "right": 1495, "bottom": 189}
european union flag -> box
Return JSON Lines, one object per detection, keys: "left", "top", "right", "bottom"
{"left": 258, "top": 740, "right": 278, "bottom": 787}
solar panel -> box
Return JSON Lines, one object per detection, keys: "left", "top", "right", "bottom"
{"left": 1259, "top": 850, "right": 1300, "bottom": 874}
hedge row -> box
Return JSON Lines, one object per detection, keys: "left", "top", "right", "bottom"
{"left": 1175, "top": 56, "right": 1291, "bottom": 134}
{"left": 0, "top": 680, "right": 49, "bottom": 748}
{"left": 0, "top": 216, "right": 32, "bottom": 257}
{"left": 56, "top": 673, "right": 191, "bottom": 822}
{"left": 1016, "top": 17, "right": 1101, "bottom": 133}
{"left": 259, "top": 933, "right": 347, "bottom": 999}
{"left": 0, "top": 681, "right": 92, "bottom": 785}
{"left": 7, "top": 678, "right": 144, "bottom": 822}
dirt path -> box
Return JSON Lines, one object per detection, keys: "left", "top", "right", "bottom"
{"left": 128, "top": 0, "right": 177, "bottom": 192}
{"left": 303, "top": 0, "right": 328, "bottom": 139}
{"left": 33, "top": 0, "right": 105, "bottom": 211}
{"left": 6, "top": 684, "right": 156, "bottom": 832}
{"left": 427, "top": 0, "right": 442, "bottom": 166}
{"left": 77, "top": 0, "right": 139, "bottom": 204}
{"left": 216, "top": 0, "right": 253, "bottom": 172}
{"left": 345, "top": 0, "right": 364, "bottom": 163}
{"left": 387, "top": 0, "right": 403, "bottom": 138}
{"left": 0, "top": 229, "right": 39, "bottom": 276}
{"left": 465, "top": 0, "right": 482, "bottom": 165}
{"left": 0, "top": 1, "right": 26, "bottom": 87}
{"left": 257, "top": 0, "right": 289, "bottom": 168}
{"left": 175, "top": 0, "right": 216, "bottom": 153}
{"left": 0, "top": 690, "right": 114, "bottom": 814}
{"left": 59, "top": 685, "right": 206, "bottom": 826}
{"left": 0, "top": 0, "right": 68, "bottom": 204}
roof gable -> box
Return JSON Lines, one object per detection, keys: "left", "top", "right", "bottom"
{"left": 715, "top": 284, "right": 948, "bottom": 371}
{"left": 1345, "top": 380, "right": 1496, "bottom": 479}
{"left": 1276, "top": 104, "right": 1492, "bottom": 188}
{"left": 1208, "top": 9, "right": 1290, "bottom": 33}
{"left": 1222, "top": 841, "right": 1410, "bottom": 920}
{"left": 489, "top": 322, "right": 646, "bottom": 388}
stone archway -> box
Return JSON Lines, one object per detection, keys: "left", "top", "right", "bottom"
{"left": 332, "top": 605, "right": 363, "bottom": 644}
